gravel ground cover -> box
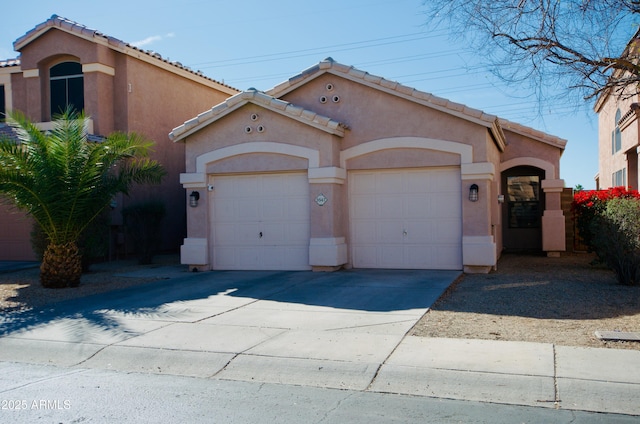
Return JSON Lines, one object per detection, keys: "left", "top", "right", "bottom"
{"left": 411, "top": 252, "right": 640, "bottom": 350}
{"left": 0, "top": 255, "right": 179, "bottom": 314}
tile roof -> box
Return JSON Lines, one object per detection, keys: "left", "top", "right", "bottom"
{"left": 499, "top": 118, "right": 567, "bottom": 149}
{"left": 170, "top": 88, "right": 347, "bottom": 142}
{"left": 0, "top": 59, "right": 20, "bottom": 68}
{"left": 12, "top": 15, "right": 238, "bottom": 95}
{"left": 269, "top": 58, "right": 566, "bottom": 150}
{"left": 0, "top": 123, "right": 19, "bottom": 141}
{"left": 0, "top": 122, "right": 105, "bottom": 143}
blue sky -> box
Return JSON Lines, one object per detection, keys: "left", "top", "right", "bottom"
{"left": 1, "top": 0, "right": 603, "bottom": 188}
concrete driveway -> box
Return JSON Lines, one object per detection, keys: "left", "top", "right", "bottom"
{"left": 0, "top": 269, "right": 458, "bottom": 390}
{"left": 3, "top": 268, "right": 640, "bottom": 416}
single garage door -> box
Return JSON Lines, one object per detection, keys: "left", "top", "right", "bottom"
{"left": 211, "top": 173, "right": 310, "bottom": 270}
{"left": 349, "top": 167, "right": 462, "bottom": 270}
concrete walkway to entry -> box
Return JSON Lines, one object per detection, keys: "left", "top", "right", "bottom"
{"left": 1, "top": 268, "right": 639, "bottom": 417}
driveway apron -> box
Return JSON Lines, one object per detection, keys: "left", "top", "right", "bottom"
{"left": 0, "top": 269, "right": 458, "bottom": 390}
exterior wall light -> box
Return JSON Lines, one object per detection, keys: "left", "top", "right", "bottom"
{"left": 469, "top": 184, "right": 479, "bottom": 202}
{"left": 189, "top": 191, "right": 200, "bottom": 207}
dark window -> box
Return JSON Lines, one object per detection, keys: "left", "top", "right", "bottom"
{"left": 507, "top": 176, "right": 541, "bottom": 229}
{"left": 612, "top": 108, "right": 622, "bottom": 154}
{"left": 50, "top": 62, "right": 84, "bottom": 117}
{"left": 0, "top": 85, "right": 5, "bottom": 122}
{"left": 613, "top": 168, "right": 627, "bottom": 187}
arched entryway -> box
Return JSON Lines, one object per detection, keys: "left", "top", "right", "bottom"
{"left": 501, "top": 166, "right": 545, "bottom": 252}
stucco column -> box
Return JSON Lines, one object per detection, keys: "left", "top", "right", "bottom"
{"left": 541, "top": 179, "right": 566, "bottom": 255}
{"left": 82, "top": 64, "right": 116, "bottom": 135}
{"left": 22, "top": 69, "right": 42, "bottom": 121}
{"left": 461, "top": 162, "right": 497, "bottom": 273}
{"left": 179, "top": 172, "right": 209, "bottom": 270}
{"left": 308, "top": 167, "right": 348, "bottom": 271}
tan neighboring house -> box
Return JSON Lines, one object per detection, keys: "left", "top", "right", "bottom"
{"left": 593, "top": 31, "right": 640, "bottom": 190}
{"left": 0, "top": 15, "right": 238, "bottom": 261}
{"left": 594, "top": 83, "right": 640, "bottom": 190}
{"left": 171, "top": 58, "right": 567, "bottom": 273}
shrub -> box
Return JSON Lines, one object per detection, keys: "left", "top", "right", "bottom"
{"left": 122, "top": 200, "right": 166, "bottom": 265}
{"left": 572, "top": 187, "right": 640, "bottom": 252}
{"left": 590, "top": 197, "right": 640, "bottom": 286}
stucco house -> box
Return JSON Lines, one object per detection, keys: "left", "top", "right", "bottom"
{"left": 0, "top": 15, "right": 238, "bottom": 260}
{"left": 594, "top": 80, "right": 640, "bottom": 190}
{"left": 171, "top": 58, "right": 567, "bottom": 273}
{"left": 593, "top": 30, "right": 640, "bottom": 190}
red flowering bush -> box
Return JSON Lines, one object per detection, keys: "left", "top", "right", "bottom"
{"left": 573, "top": 187, "right": 640, "bottom": 285}
{"left": 572, "top": 187, "right": 640, "bottom": 251}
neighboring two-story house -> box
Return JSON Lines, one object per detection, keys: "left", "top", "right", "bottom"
{"left": 595, "top": 85, "right": 640, "bottom": 190}
{"left": 0, "top": 15, "right": 238, "bottom": 260}
{"left": 594, "top": 32, "right": 640, "bottom": 190}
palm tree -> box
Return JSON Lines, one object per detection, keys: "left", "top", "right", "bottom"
{"left": 0, "top": 110, "right": 166, "bottom": 288}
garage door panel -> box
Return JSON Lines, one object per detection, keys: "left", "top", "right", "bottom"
{"left": 353, "top": 245, "right": 378, "bottom": 267}
{"left": 352, "top": 221, "right": 377, "bottom": 243}
{"left": 351, "top": 173, "right": 377, "bottom": 193}
{"left": 378, "top": 196, "right": 404, "bottom": 218}
{"left": 433, "top": 219, "right": 462, "bottom": 241}
{"left": 378, "top": 173, "right": 403, "bottom": 193}
{"left": 352, "top": 196, "right": 376, "bottom": 219}
{"left": 285, "top": 197, "right": 309, "bottom": 218}
{"left": 350, "top": 168, "right": 462, "bottom": 270}
{"left": 380, "top": 245, "right": 405, "bottom": 266}
{"left": 231, "top": 178, "right": 259, "bottom": 196}
{"left": 431, "top": 196, "right": 460, "bottom": 217}
{"left": 235, "top": 199, "right": 260, "bottom": 220}
{"left": 287, "top": 223, "right": 312, "bottom": 244}
{"left": 212, "top": 173, "right": 310, "bottom": 270}
{"left": 240, "top": 224, "right": 261, "bottom": 244}
{"left": 215, "top": 201, "right": 236, "bottom": 221}
{"left": 406, "top": 196, "right": 429, "bottom": 218}
{"left": 378, "top": 221, "right": 404, "bottom": 243}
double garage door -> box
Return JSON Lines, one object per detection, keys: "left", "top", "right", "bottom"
{"left": 210, "top": 168, "right": 462, "bottom": 270}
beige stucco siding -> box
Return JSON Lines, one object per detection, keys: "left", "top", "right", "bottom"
{"left": 183, "top": 104, "right": 342, "bottom": 174}
{"left": 598, "top": 93, "right": 639, "bottom": 189}
{"left": 280, "top": 74, "right": 491, "bottom": 159}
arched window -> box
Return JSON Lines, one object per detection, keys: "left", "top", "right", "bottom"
{"left": 50, "top": 61, "right": 84, "bottom": 117}
{"left": 612, "top": 108, "right": 622, "bottom": 154}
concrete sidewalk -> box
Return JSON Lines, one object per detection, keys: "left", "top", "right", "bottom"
{"left": 0, "top": 267, "right": 638, "bottom": 417}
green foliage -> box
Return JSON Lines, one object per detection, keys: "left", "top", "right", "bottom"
{"left": 591, "top": 198, "right": 640, "bottom": 286}
{"left": 571, "top": 187, "right": 640, "bottom": 253}
{"left": 122, "top": 200, "right": 166, "bottom": 265}
{"left": 0, "top": 109, "right": 166, "bottom": 286}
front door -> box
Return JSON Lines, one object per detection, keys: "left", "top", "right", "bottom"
{"left": 501, "top": 166, "right": 545, "bottom": 252}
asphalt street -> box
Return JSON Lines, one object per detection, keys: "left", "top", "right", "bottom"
{"left": 1, "top": 361, "right": 637, "bottom": 424}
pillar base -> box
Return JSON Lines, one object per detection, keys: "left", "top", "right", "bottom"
{"left": 309, "top": 237, "right": 347, "bottom": 267}
{"left": 464, "top": 265, "right": 492, "bottom": 274}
